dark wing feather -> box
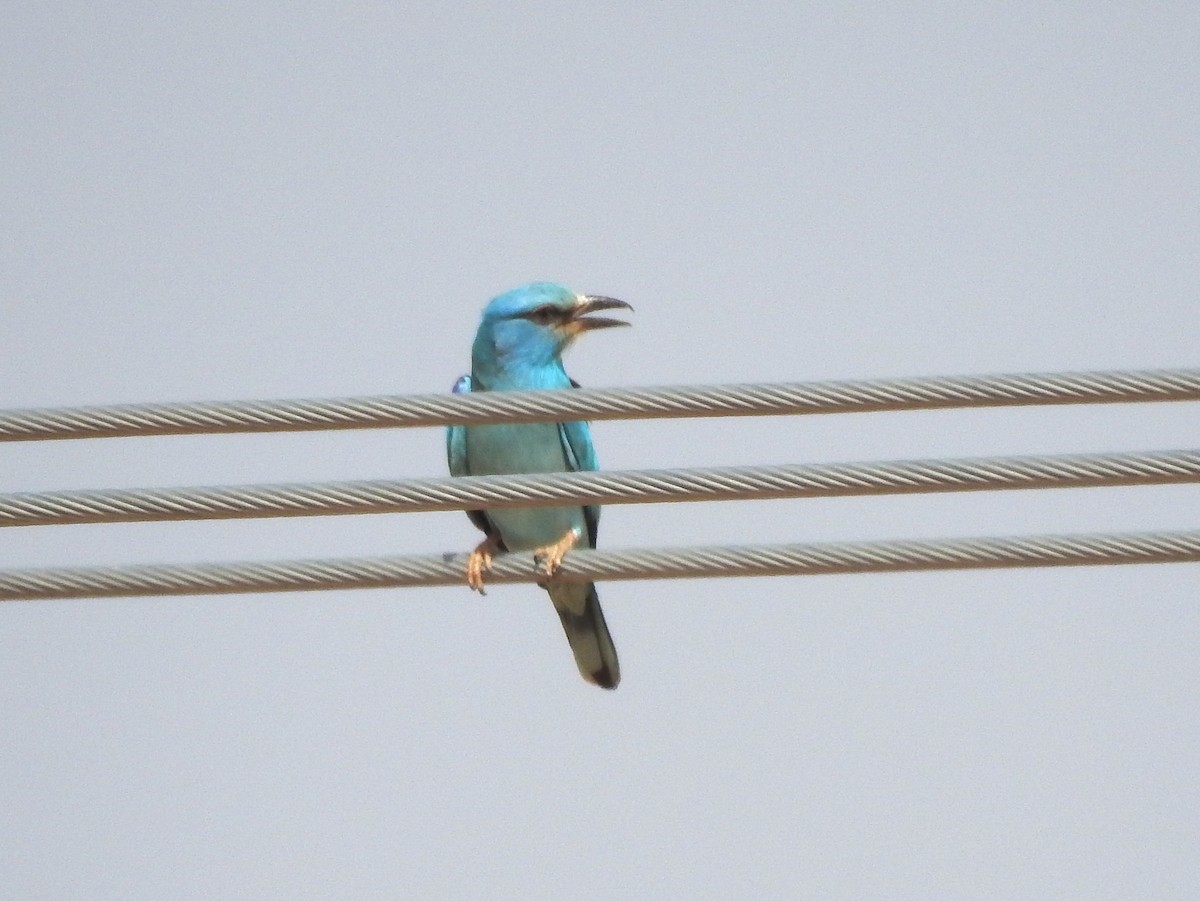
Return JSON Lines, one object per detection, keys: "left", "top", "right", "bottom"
{"left": 557, "top": 379, "right": 600, "bottom": 548}
{"left": 447, "top": 374, "right": 506, "bottom": 547}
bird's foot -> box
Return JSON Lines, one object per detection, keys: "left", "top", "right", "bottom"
{"left": 466, "top": 535, "right": 501, "bottom": 595}
{"left": 532, "top": 528, "right": 580, "bottom": 579}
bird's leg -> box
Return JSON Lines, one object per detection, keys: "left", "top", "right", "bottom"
{"left": 466, "top": 534, "right": 501, "bottom": 595}
{"left": 532, "top": 527, "right": 581, "bottom": 579}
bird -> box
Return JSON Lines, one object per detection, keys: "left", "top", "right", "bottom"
{"left": 447, "top": 282, "right": 632, "bottom": 689}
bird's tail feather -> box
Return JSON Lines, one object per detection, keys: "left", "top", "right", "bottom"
{"left": 549, "top": 582, "right": 620, "bottom": 689}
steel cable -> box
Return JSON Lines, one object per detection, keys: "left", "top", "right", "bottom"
{"left": 2, "top": 368, "right": 1198, "bottom": 442}
{"left": 1, "top": 530, "right": 1197, "bottom": 601}
{"left": 1, "top": 449, "right": 1197, "bottom": 528}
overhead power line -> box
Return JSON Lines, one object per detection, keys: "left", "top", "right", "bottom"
{"left": 2, "top": 367, "right": 1197, "bottom": 442}
{"left": 2, "top": 530, "right": 1197, "bottom": 601}
{"left": 2, "top": 449, "right": 1197, "bottom": 529}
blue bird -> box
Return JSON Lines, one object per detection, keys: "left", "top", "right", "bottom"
{"left": 447, "top": 282, "right": 632, "bottom": 689}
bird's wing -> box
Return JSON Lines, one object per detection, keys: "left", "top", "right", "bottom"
{"left": 557, "top": 397, "right": 600, "bottom": 547}
{"left": 447, "top": 375, "right": 504, "bottom": 543}
{"left": 446, "top": 374, "right": 473, "bottom": 478}
{"left": 554, "top": 380, "right": 614, "bottom": 685}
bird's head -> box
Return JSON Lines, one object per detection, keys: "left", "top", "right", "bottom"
{"left": 472, "top": 282, "right": 633, "bottom": 375}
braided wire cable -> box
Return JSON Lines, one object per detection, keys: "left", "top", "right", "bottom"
{"left": 1, "top": 449, "right": 1197, "bottom": 528}
{"left": 1, "top": 530, "right": 1197, "bottom": 601}
{"left": 2, "top": 368, "right": 1198, "bottom": 442}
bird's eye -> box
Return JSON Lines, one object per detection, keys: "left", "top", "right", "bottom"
{"left": 528, "top": 306, "right": 557, "bottom": 325}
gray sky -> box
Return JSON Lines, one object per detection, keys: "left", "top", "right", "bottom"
{"left": 3, "top": 3, "right": 1199, "bottom": 898}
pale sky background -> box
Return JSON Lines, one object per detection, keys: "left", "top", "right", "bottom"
{"left": 3, "top": 4, "right": 1199, "bottom": 898}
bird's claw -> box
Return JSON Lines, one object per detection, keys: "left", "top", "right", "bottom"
{"left": 466, "top": 536, "right": 500, "bottom": 595}
{"left": 532, "top": 528, "right": 580, "bottom": 579}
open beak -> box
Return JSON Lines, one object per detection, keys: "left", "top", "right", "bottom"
{"left": 569, "top": 295, "right": 634, "bottom": 332}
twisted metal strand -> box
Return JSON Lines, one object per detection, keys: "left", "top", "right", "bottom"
{"left": 3, "top": 368, "right": 1198, "bottom": 442}
{"left": 1, "top": 530, "right": 1197, "bottom": 601}
{"left": 1, "top": 449, "right": 1198, "bottom": 528}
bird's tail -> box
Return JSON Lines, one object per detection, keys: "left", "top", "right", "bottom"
{"left": 548, "top": 581, "right": 620, "bottom": 689}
